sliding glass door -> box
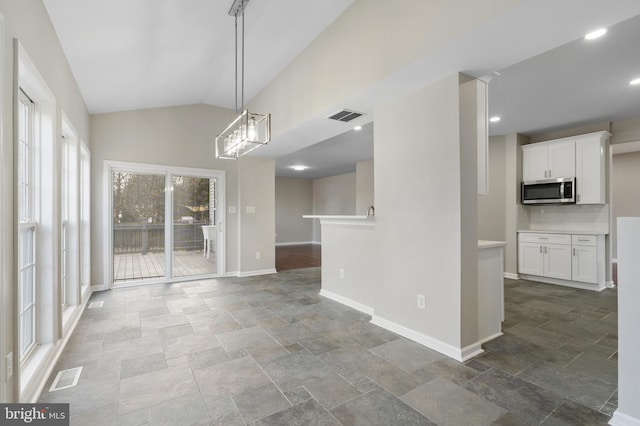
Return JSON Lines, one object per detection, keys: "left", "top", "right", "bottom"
{"left": 172, "top": 175, "right": 218, "bottom": 278}
{"left": 109, "top": 163, "right": 225, "bottom": 286}
{"left": 112, "top": 172, "right": 166, "bottom": 282}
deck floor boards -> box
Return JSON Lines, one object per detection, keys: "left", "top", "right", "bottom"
{"left": 114, "top": 250, "right": 216, "bottom": 282}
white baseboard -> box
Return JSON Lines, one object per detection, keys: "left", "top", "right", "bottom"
{"left": 238, "top": 268, "right": 278, "bottom": 277}
{"left": 610, "top": 410, "right": 640, "bottom": 426}
{"left": 275, "top": 241, "right": 318, "bottom": 247}
{"left": 91, "top": 283, "right": 109, "bottom": 292}
{"left": 370, "top": 315, "right": 484, "bottom": 362}
{"left": 504, "top": 272, "right": 519, "bottom": 280}
{"left": 606, "top": 281, "right": 616, "bottom": 289}
{"left": 319, "top": 289, "right": 374, "bottom": 316}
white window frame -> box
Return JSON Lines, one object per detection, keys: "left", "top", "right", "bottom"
{"left": 60, "top": 114, "right": 81, "bottom": 325}
{"left": 103, "top": 161, "right": 226, "bottom": 288}
{"left": 80, "top": 140, "right": 91, "bottom": 295}
{"left": 16, "top": 39, "right": 59, "bottom": 401}
{"left": 17, "top": 89, "right": 37, "bottom": 362}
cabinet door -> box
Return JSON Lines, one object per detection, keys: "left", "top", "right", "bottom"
{"left": 576, "top": 138, "right": 605, "bottom": 204}
{"left": 522, "top": 144, "right": 548, "bottom": 181}
{"left": 572, "top": 245, "right": 597, "bottom": 283}
{"left": 544, "top": 243, "right": 572, "bottom": 280}
{"left": 518, "top": 242, "right": 544, "bottom": 276}
{"left": 548, "top": 141, "right": 575, "bottom": 178}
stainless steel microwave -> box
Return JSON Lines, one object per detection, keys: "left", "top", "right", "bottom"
{"left": 522, "top": 177, "right": 575, "bottom": 205}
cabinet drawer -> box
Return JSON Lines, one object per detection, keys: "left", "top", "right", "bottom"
{"left": 519, "top": 233, "right": 571, "bottom": 245}
{"left": 572, "top": 235, "right": 596, "bottom": 246}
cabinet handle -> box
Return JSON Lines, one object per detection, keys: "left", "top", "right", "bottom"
{"left": 539, "top": 246, "right": 542, "bottom": 254}
{"left": 578, "top": 239, "right": 588, "bottom": 242}
{"left": 573, "top": 248, "right": 576, "bottom": 256}
{"left": 577, "top": 194, "right": 580, "bottom": 202}
{"left": 544, "top": 246, "right": 547, "bottom": 254}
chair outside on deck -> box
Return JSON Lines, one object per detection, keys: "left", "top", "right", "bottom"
{"left": 202, "top": 225, "right": 216, "bottom": 259}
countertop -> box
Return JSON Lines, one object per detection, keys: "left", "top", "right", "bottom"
{"left": 478, "top": 240, "right": 507, "bottom": 249}
{"left": 517, "top": 229, "right": 608, "bottom": 236}
{"left": 303, "top": 215, "right": 371, "bottom": 220}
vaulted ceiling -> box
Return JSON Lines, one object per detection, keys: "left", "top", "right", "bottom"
{"left": 43, "top": 0, "right": 640, "bottom": 178}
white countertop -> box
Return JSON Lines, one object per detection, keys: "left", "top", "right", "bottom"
{"left": 303, "top": 215, "right": 370, "bottom": 220}
{"left": 478, "top": 240, "right": 507, "bottom": 249}
{"left": 517, "top": 229, "right": 608, "bottom": 236}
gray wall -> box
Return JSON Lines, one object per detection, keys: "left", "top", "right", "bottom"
{"left": 356, "top": 160, "right": 374, "bottom": 215}
{"left": 275, "top": 160, "right": 374, "bottom": 245}
{"left": 312, "top": 173, "right": 356, "bottom": 242}
{"left": 90, "top": 104, "right": 276, "bottom": 283}
{"left": 275, "top": 178, "right": 313, "bottom": 245}
{"left": 612, "top": 151, "right": 640, "bottom": 258}
{"left": 374, "top": 74, "right": 478, "bottom": 350}
{"left": 0, "top": 0, "right": 90, "bottom": 402}
{"left": 478, "top": 136, "right": 506, "bottom": 242}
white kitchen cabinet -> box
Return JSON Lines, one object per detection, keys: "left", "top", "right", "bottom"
{"left": 518, "top": 233, "right": 571, "bottom": 280}
{"left": 572, "top": 245, "right": 597, "bottom": 283}
{"left": 571, "top": 234, "right": 602, "bottom": 284}
{"left": 544, "top": 243, "right": 572, "bottom": 280}
{"left": 522, "top": 140, "right": 575, "bottom": 181}
{"left": 575, "top": 132, "right": 608, "bottom": 204}
{"left": 518, "top": 242, "right": 544, "bottom": 275}
{"left": 518, "top": 232, "right": 606, "bottom": 290}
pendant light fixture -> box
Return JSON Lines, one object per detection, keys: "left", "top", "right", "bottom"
{"left": 216, "top": 0, "right": 271, "bottom": 159}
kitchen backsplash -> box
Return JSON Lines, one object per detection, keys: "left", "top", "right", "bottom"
{"left": 520, "top": 204, "right": 610, "bottom": 233}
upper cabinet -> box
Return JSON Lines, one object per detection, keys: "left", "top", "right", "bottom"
{"left": 522, "top": 140, "right": 575, "bottom": 181}
{"left": 575, "top": 134, "right": 607, "bottom": 204}
{"left": 521, "top": 131, "right": 610, "bottom": 205}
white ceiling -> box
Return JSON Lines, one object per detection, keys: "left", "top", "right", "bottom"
{"left": 42, "top": 0, "right": 353, "bottom": 114}
{"left": 43, "top": 0, "right": 640, "bottom": 178}
{"left": 488, "top": 13, "right": 640, "bottom": 137}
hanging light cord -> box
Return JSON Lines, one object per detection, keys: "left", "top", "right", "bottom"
{"left": 233, "top": 2, "right": 246, "bottom": 115}
{"left": 241, "top": 7, "right": 245, "bottom": 113}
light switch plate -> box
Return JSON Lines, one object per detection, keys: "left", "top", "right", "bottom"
{"left": 228, "top": 206, "right": 237, "bottom": 214}
{"left": 246, "top": 206, "right": 256, "bottom": 214}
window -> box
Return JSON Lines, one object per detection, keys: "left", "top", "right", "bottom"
{"left": 17, "top": 89, "right": 36, "bottom": 360}
{"left": 80, "top": 142, "right": 91, "bottom": 291}
{"left": 61, "top": 135, "right": 68, "bottom": 308}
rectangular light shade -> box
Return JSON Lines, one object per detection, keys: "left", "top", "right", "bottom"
{"left": 215, "top": 110, "right": 271, "bottom": 159}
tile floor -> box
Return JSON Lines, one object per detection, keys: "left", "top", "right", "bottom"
{"left": 39, "top": 268, "right": 617, "bottom": 425}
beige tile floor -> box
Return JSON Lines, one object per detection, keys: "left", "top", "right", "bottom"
{"left": 39, "top": 268, "right": 617, "bottom": 425}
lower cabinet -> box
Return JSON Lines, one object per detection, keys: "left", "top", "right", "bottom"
{"left": 571, "top": 235, "right": 598, "bottom": 284}
{"left": 518, "top": 232, "right": 605, "bottom": 290}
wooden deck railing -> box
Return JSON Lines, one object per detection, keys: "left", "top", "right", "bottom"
{"left": 114, "top": 222, "right": 206, "bottom": 253}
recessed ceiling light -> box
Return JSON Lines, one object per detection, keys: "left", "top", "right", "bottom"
{"left": 291, "top": 165, "right": 308, "bottom": 171}
{"left": 630, "top": 77, "right": 640, "bottom": 86}
{"left": 489, "top": 116, "right": 501, "bottom": 123}
{"left": 353, "top": 125, "right": 362, "bottom": 131}
{"left": 585, "top": 28, "right": 606, "bottom": 40}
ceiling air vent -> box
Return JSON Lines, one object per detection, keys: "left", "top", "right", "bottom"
{"left": 327, "top": 109, "right": 364, "bottom": 123}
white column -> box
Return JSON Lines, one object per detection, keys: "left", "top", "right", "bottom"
{"left": 611, "top": 217, "right": 640, "bottom": 425}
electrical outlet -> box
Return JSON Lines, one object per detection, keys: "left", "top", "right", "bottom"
{"left": 339, "top": 268, "right": 345, "bottom": 279}
{"left": 6, "top": 352, "right": 13, "bottom": 379}
{"left": 255, "top": 251, "right": 261, "bottom": 260}
{"left": 417, "top": 294, "right": 426, "bottom": 310}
